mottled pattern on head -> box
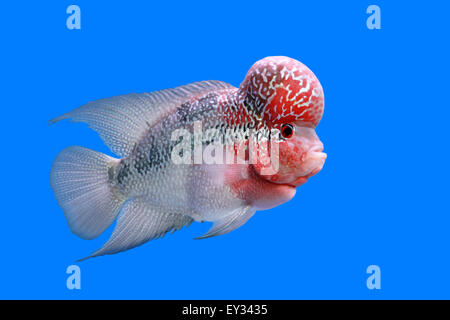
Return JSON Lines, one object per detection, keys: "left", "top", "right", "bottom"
{"left": 239, "top": 56, "right": 324, "bottom": 127}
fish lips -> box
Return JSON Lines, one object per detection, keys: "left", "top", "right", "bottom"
{"left": 287, "top": 151, "right": 327, "bottom": 187}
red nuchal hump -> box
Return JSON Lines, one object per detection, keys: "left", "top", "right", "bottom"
{"left": 240, "top": 56, "right": 324, "bottom": 127}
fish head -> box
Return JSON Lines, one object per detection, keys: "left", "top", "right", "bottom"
{"left": 240, "top": 56, "right": 326, "bottom": 188}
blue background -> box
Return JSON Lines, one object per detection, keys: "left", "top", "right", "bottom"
{"left": 0, "top": 1, "right": 449, "bottom": 299}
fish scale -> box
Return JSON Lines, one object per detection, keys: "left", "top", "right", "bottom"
{"left": 112, "top": 89, "right": 250, "bottom": 219}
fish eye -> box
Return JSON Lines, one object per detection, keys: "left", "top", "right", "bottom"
{"left": 280, "top": 123, "right": 294, "bottom": 139}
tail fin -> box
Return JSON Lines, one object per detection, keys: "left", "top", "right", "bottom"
{"left": 50, "top": 146, "right": 125, "bottom": 240}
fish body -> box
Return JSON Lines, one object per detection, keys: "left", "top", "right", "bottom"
{"left": 50, "top": 56, "right": 326, "bottom": 259}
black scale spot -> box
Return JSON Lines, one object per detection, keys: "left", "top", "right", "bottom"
{"left": 177, "top": 93, "right": 219, "bottom": 123}
{"left": 117, "top": 162, "right": 131, "bottom": 185}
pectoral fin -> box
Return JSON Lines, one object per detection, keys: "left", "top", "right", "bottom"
{"left": 195, "top": 206, "right": 256, "bottom": 240}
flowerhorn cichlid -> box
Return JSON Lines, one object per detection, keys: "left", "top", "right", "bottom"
{"left": 49, "top": 56, "right": 326, "bottom": 260}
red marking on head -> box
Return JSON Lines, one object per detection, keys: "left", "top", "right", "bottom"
{"left": 239, "top": 56, "right": 324, "bottom": 127}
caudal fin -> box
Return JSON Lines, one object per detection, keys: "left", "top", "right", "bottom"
{"left": 50, "top": 146, "right": 125, "bottom": 240}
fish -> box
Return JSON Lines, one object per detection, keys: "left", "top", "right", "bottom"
{"left": 49, "top": 56, "right": 326, "bottom": 260}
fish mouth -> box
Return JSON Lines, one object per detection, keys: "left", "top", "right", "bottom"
{"left": 286, "top": 166, "right": 322, "bottom": 187}
{"left": 287, "top": 150, "right": 327, "bottom": 187}
{"left": 310, "top": 145, "right": 324, "bottom": 153}
{"left": 251, "top": 145, "right": 326, "bottom": 188}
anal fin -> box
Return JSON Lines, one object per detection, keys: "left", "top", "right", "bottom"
{"left": 79, "top": 198, "right": 193, "bottom": 260}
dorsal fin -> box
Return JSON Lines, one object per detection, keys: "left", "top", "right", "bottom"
{"left": 50, "top": 80, "right": 235, "bottom": 157}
